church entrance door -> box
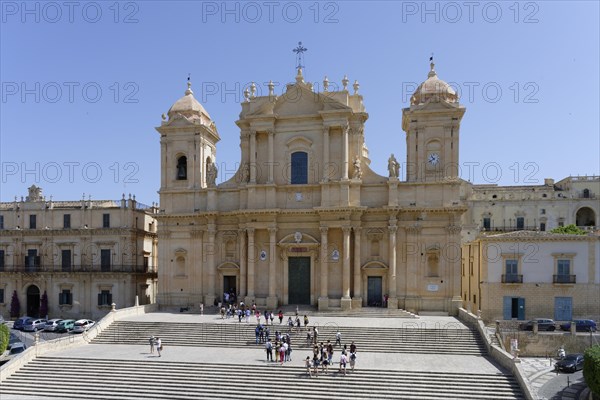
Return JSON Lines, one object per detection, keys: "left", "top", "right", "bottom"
{"left": 367, "top": 277, "right": 382, "bottom": 307}
{"left": 288, "top": 257, "right": 310, "bottom": 304}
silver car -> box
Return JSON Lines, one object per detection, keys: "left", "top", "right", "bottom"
{"left": 43, "top": 319, "right": 64, "bottom": 332}
{"left": 23, "top": 319, "right": 48, "bottom": 332}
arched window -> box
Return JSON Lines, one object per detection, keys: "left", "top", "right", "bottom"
{"left": 176, "top": 156, "right": 187, "bottom": 180}
{"left": 291, "top": 151, "right": 308, "bottom": 184}
{"left": 583, "top": 188, "right": 590, "bottom": 198}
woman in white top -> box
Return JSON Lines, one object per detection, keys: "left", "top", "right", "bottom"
{"left": 155, "top": 337, "right": 162, "bottom": 357}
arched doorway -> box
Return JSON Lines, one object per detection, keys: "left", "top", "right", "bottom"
{"left": 26, "top": 285, "right": 40, "bottom": 317}
{"left": 576, "top": 207, "right": 596, "bottom": 227}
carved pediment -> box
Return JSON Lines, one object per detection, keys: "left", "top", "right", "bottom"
{"left": 272, "top": 84, "right": 350, "bottom": 117}
{"left": 278, "top": 232, "right": 319, "bottom": 245}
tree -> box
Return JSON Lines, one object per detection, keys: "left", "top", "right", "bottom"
{"left": 584, "top": 345, "right": 600, "bottom": 396}
{"left": 40, "top": 290, "right": 49, "bottom": 318}
{"left": 550, "top": 224, "right": 587, "bottom": 235}
{"left": 0, "top": 324, "right": 9, "bottom": 354}
{"left": 10, "top": 290, "right": 20, "bottom": 318}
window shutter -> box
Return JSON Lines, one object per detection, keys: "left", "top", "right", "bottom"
{"left": 98, "top": 293, "right": 102, "bottom": 305}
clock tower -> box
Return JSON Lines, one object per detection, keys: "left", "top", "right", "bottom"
{"left": 402, "top": 61, "right": 466, "bottom": 182}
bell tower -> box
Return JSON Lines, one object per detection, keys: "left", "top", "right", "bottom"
{"left": 156, "top": 79, "right": 220, "bottom": 213}
{"left": 402, "top": 61, "right": 465, "bottom": 182}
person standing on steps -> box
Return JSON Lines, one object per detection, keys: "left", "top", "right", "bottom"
{"left": 278, "top": 310, "right": 284, "bottom": 324}
{"left": 155, "top": 337, "right": 162, "bottom": 357}
{"left": 339, "top": 351, "right": 348, "bottom": 375}
{"left": 335, "top": 331, "right": 342, "bottom": 346}
{"left": 305, "top": 356, "right": 313, "bottom": 377}
{"left": 265, "top": 339, "right": 273, "bottom": 362}
{"left": 349, "top": 351, "right": 357, "bottom": 371}
{"left": 149, "top": 336, "right": 155, "bottom": 354}
{"left": 303, "top": 315, "right": 309, "bottom": 330}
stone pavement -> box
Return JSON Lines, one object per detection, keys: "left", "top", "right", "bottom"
{"left": 520, "top": 357, "right": 589, "bottom": 400}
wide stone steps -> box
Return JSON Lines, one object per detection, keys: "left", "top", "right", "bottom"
{"left": 1, "top": 357, "right": 524, "bottom": 399}
{"left": 91, "top": 321, "right": 486, "bottom": 355}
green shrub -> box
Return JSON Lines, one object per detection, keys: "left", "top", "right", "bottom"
{"left": 584, "top": 345, "right": 600, "bottom": 396}
{"left": 0, "top": 324, "right": 9, "bottom": 354}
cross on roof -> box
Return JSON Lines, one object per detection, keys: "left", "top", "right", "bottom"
{"left": 292, "top": 41, "right": 308, "bottom": 69}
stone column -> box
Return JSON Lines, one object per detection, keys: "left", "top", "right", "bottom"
{"left": 204, "top": 224, "right": 216, "bottom": 306}
{"left": 246, "top": 227, "right": 256, "bottom": 302}
{"left": 341, "top": 227, "right": 352, "bottom": 310}
{"left": 267, "top": 130, "right": 274, "bottom": 184}
{"left": 160, "top": 141, "right": 167, "bottom": 188}
{"left": 318, "top": 226, "right": 329, "bottom": 310}
{"left": 250, "top": 131, "right": 257, "bottom": 183}
{"left": 352, "top": 227, "right": 362, "bottom": 308}
{"left": 239, "top": 228, "right": 246, "bottom": 298}
{"left": 404, "top": 224, "right": 421, "bottom": 313}
{"left": 266, "top": 227, "right": 278, "bottom": 308}
{"left": 322, "top": 127, "right": 330, "bottom": 181}
{"left": 342, "top": 125, "right": 349, "bottom": 180}
{"left": 388, "top": 222, "right": 398, "bottom": 309}
{"left": 446, "top": 224, "right": 463, "bottom": 315}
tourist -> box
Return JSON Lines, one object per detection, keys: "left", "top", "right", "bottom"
{"left": 237, "top": 308, "right": 243, "bottom": 323}
{"left": 350, "top": 341, "right": 357, "bottom": 354}
{"left": 339, "top": 352, "right": 348, "bottom": 375}
{"left": 265, "top": 339, "right": 273, "bottom": 362}
{"left": 200, "top": 303, "right": 204, "bottom": 315}
{"left": 287, "top": 316, "right": 294, "bottom": 332}
{"left": 149, "top": 336, "right": 155, "bottom": 354}
{"left": 269, "top": 312, "right": 274, "bottom": 325}
{"left": 305, "top": 356, "right": 313, "bottom": 377}
{"left": 313, "top": 326, "right": 319, "bottom": 344}
{"left": 312, "top": 354, "right": 320, "bottom": 376}
{"left": 327, "top": 341, "right": 334, "bottom": 365}
{"left": 220, "top": 305, "right": 226, "bottom": 319}
{"left": 279, "top": 341, "right": 286, "bottom": 364}
{"left": 306, "top": 330, "right": 312, "bottom": 346}
{"left": 255, "top": 324, "right": 261, "bottom": 344}
{"left": 264, "top": 310, "right": 270, "bottom": 325}
{"left": 245, "top": 308, "right": 251, "bottom": 323}
{"left": 335, "top": 331, "right": 342, "bottom": 346}
{"left": 255, "top": 310, "right": 261, "bottom": 324}
{"left": 349, "top": 351, "right": 357, "bottom": 371}
{"left": 295, "top": 316, "right": 301, "bottom": 332}
{"left": 278, "top": 310, "right": 284, "bottom": 324}
{"left": 303, "top": 315, "right": 309, "bottom": 329}
{"left": 286, "top": 340, "right": 292, "bottom": 361}
{"left": 321, "top": 351, "right": 329, "bottom": 374}
{"left": 155, "top": 337, "right": 162, "bottom": 357}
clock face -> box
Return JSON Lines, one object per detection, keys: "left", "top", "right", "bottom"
{"left": 428, "top": 153, "right": 440, "bottom": 166}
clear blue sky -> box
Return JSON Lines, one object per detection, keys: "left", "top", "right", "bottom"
{"left": 1, "top": 0, "right": 599, "bottom": 204}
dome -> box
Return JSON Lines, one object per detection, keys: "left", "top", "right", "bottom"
{"left": 167, "top": 81, "right": 211, "bottom": 120}
{"left": 410, "top": 62, "right": 458, "bottom": 106}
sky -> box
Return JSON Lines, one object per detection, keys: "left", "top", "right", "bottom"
{"left": 1, "top": 0, "right": 599, "bottom": 204}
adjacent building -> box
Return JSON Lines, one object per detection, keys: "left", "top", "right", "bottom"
{"left": 462, "top": 230, "right": 600, "bottom": 323}
{"left": 0, "top": 186, "right": 158, "bottom": 320}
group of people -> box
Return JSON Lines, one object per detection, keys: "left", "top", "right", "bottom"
{"left": 264, "top": 332, "right": 293, "bottom": 363}
{"left": 149, "top": 336, "right": 163, "bottom": 357}
{"left": 305, "top": 340, "right": 357, "bottom": 377}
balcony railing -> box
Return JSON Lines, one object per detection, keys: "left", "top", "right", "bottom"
{"left": 553, "top": 274, "right": 576, "bottom": 284}
{"left": 483, "top": 226, "right": 538, "bottom": 232}
{"left": 0, "top": 264, "right": 156, "bottom": 274}
{"left": 502, "top": 274, "right": 523, "bottom": 283}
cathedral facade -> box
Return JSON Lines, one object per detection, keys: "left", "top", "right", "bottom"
{"left": 156, "top": 63, "right": 467, "bottom": 313}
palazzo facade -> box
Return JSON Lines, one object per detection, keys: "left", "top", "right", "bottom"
{"left": 156, "top": 63, "right": 467, "bottom": 313}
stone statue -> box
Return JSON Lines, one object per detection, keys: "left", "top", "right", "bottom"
{"left": 240, "top": 163, "right": 250, "bottom": 183}
{"left": 388, "top": 154, "right": 399, "bottom": 178}
{"left": 352, "top": 156, "right": 362, "bottom": 179}
{"left": 206, "top": 160, "right": 218, "bottom": 186}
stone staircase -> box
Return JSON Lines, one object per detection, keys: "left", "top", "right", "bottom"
{"left": 1, "top": 356, "right": 525, "bottom": 399}
{"left": 91, "top": 321, "right": 486, "bottom": 355}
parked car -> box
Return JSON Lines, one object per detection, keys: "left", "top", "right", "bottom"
{"left": 519, "top": 318, "right": 556, "bottom": 331}
{"left": 72, "top": 319, "right": 95, "bottom": 333}
{"left": 43, "top": 319, "right": 64, "bottom": 332}
{"left": 8, "top": 342, "right": 27, "bottom": 354}
{"left": 55, "top": 319, "right": 76, "bottom": 333}
{"left": 560, "top": 319, "right": 597, "bottom": 332}
{"left": 13, "top": 317, "right": 33, "bottom": 330}
{"left": 555, "top": 354, "right": 584, "bottom": 372}
{"left": 23, "top": 318, "right": 48, "bottom": 332}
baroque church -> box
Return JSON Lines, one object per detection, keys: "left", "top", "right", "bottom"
{"left": 156, "top": 62, "right": 467, "bottom": 313}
